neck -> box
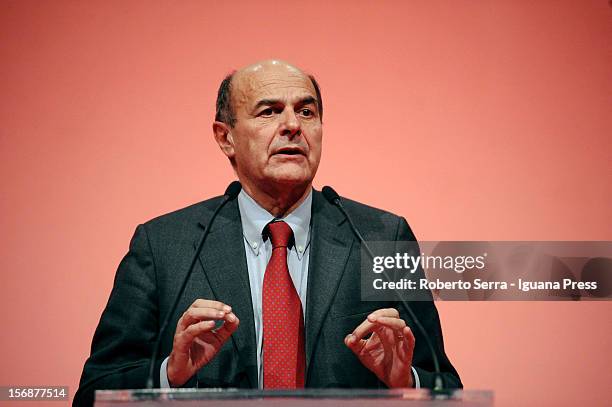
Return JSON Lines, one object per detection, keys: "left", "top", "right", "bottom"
{"left": 241, "top": 182, "right": 311, "bottom": 218}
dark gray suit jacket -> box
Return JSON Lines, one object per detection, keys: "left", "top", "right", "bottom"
{"left": 74, "top": 190, "right": 461, "bottom": 406}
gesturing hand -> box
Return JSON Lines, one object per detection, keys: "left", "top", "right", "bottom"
{"left": 344, "top": 308, "right": 415, "bottom": 388}
{"left": 167, "top": 299, "right": 239, "bottom": 387}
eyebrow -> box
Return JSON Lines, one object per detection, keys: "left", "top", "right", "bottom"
{"left": 253, "top": 96, "right": 317, "bottom": 111}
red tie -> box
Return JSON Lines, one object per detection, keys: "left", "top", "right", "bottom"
{"left": 262, "top": 221, "right": 305, "bottom": 388}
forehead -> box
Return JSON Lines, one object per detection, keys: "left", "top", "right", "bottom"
{"left": 232, "top": 66, "right": 316, "bottom": 109}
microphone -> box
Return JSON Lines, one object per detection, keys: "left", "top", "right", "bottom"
{"left": 321, "top": 186, "right": 445, "bottom": 392}
{"left": 145, "top": 181, "right": 242, "bottom": 389}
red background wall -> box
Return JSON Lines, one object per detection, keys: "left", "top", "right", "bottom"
{"left": 1, "top": 1, "right": 611, "bottom": 406}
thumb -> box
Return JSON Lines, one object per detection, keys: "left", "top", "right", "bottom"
{"left": 344, "top": 333, "right": 367, "bottom": 354}
{"left": 213, "top": 314, "right": 240, "bottom": 345}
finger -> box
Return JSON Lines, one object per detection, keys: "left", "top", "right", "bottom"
{"left": 377, "top": 325, "right": 395, "bottom": 356}
{"left": 401, "top": 327, "right": 415, "bottom": 346}
{"left": 348, "top": 318, "right": 377, "bottom": 342}
{"left": 173, "top": 320, "right": 216, "bottom": 353}
{"left": 349, "top": 310, "right": 402, "bottom": 342}
{"left": 213, "top": 312, "right": 240, "bottom": 343}
{"left": 367, "top": 308, "right": 400, "bottom": 320}
{"left": 191, "top": 299, "right": 232, "bottom": 312}
{"left": 344, "top": 332, "right": 368, "bottom": 354}
{"left": 398, "top": 326, "right": 416, "bottom": 360}
{"left": 177, "top": 307, "right": 230, "bottom": 332}
{"left": 345, "top": 316, "right": 381, "bottom": 355}
{"left": 368, "top": 316, "right": 407, "bottom": 331}
{"left": 362, "top": 321, "right": 403, "bottom": 354}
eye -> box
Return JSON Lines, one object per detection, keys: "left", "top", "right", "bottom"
{"left": 259, "top": 108, "right": 274, "bottom": 117}
{"left": 299, "top": 108, "right": 313, "bottom": 117}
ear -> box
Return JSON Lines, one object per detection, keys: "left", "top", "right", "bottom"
{"left": 213, "top": 121, "right": 235, "bottom": 159}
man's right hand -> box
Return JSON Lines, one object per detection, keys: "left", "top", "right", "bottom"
{"left": 167, "top": 299, "right": 239, "bottom": 387}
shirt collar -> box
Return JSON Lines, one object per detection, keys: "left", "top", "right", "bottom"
{"left": 237, "top": 188, "right": 312, "bottom": 257}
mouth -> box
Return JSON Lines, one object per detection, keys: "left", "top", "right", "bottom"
{"left": 272, "top": 147, "right": 306, "bottom": 156}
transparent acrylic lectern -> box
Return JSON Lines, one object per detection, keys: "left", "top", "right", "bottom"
{"left": 95, "top": 388, "right": 493, "bottom": 406}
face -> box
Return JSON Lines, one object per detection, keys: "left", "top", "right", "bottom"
{"left": 216, "top": 63, "right": 322, "bottom": 195}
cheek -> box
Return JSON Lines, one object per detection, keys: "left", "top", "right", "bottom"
{"left": 306, "top": 128, "right": 323, "bottom": 155}
{"left": 246, "top": 127, "right": 275, "bottom": 155}
{"left": 240, "top": 140, "right": 271, "bottom": 170}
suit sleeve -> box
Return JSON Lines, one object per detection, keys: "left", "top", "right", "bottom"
{"left": 73, "top": 224, "right": 163, "bottom": 406}
{"left": 394, "top": 217, "right": 463, "bottom": 389}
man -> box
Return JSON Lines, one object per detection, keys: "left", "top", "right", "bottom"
{"left": 74, "top": 60, "right": 461, "bottom": 406}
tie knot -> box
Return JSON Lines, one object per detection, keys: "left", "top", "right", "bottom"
{"left": 266, "top": 221, "right": 293, "bottom": 249}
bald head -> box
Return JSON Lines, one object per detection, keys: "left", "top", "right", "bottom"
{"left": 237, "top": 59, "right": 303, "bottom": 78}
{"left": 215, "top": 60, "right": 322, "bottom": 127}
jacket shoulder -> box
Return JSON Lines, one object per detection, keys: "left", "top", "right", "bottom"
{"left": 316, "top": 190, "right": 416, "bottom": 240}
{"left": 141, "top": 195, "right": 225, "bottom": 233}
{"left": 343, "top": 196, "right": 399, "bottom": 215}
{"left": 340, "top": 195, "right": 404, "bottom": 225}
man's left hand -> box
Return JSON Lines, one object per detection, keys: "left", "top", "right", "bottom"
{"left": 344, "top": 308, "right": 415, "bottom": 388}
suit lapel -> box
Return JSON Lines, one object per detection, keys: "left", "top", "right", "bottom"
{"left": 195, "top": 198, "right": 258, "bottom": 387}
{"left": 305, "top": 191, "right": 355, "bottom": 376}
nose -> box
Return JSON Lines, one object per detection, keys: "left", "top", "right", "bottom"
{"left": 279, "top": 109, "right": 301, "bottom": 138}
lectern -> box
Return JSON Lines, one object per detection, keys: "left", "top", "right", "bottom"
{"left": 95, "top": 388, "right": 493, "bottom": 406}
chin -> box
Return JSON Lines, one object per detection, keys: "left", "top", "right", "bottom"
{"left": 272, "top": 176, "right": 310, "bottom": 187}
{"left": 268, "top": 170, "right": 313, "bottom": 188}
